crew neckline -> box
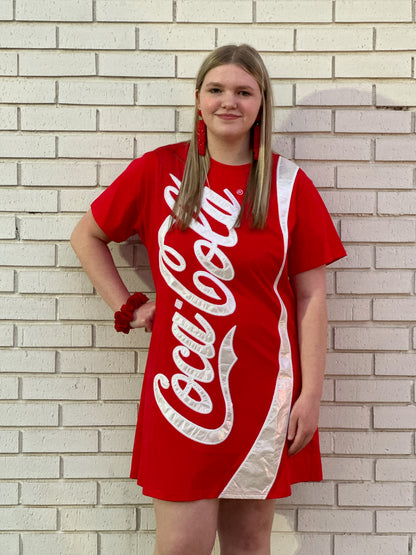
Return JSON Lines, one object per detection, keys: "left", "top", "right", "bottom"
{"left": 210, "top": 157, "right": 252, "bottom": 169}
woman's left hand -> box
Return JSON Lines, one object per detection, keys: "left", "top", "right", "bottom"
{"left": 287, "top": 393, "right": 321, "bottom": 456}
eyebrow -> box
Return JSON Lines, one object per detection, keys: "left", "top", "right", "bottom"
{"left": 204, "top": 81, "right": 256, "bottom": 91}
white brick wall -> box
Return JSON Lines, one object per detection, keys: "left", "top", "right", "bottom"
{"left": 1, "top": 1, "right": 415, "bottom": 554}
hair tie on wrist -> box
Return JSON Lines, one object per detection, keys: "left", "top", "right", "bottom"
{"left": 114, "top": 292, "right": 149, "bottom": 334}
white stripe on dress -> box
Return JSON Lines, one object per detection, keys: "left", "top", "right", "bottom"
{"left": 219, "top": 156, "right": 299, "bottom": 499}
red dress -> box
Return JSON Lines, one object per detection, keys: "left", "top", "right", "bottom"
{"left": 91, "top": 142, "right": 346, "bottom": 501}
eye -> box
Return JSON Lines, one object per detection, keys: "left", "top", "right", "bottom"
{"left": 208, "top": 87, "right": 221, "bottom": 94}
{"left": 239, "top": 90, "right": 251, "bottom": 96}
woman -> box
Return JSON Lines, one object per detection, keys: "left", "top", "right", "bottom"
{"left": 71, "top": 44, "right": 346, "bottom": 555}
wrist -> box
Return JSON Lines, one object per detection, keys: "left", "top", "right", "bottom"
{"left": 114, "top": 292, "right": 149, "bottom": 334}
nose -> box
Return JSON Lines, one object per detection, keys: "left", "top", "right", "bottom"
{"left": 221, "top": 92, "right": 237, "bottom": 109}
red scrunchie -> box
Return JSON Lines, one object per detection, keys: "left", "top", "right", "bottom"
{"left": 114, "top": 292, "right": 149, "bottom": 334}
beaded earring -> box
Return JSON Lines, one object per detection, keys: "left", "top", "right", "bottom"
{"left": 253, "top": 118, "right": 261, "bottom": 161}
{"left": 197, "top": 110, "right": 206, "bottom": 156}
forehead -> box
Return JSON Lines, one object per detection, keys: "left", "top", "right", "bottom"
{"left": 202, "top": 64, "right": 260, "bottom": 90}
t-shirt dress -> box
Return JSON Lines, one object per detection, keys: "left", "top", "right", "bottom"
{"left": 91, "top": 141, "right": 346, "bottom": 501}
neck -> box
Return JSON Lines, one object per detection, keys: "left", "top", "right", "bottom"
{"left": 206, "top": 133, "right": 252, "bottom": 165}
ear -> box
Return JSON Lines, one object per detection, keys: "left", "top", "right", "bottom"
{"left": 195, "top": 89, "right": 200, "bottom": 109}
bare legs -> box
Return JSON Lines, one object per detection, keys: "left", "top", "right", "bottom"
{"left": 153, "top": 497, "right": 275, "bottom": 555}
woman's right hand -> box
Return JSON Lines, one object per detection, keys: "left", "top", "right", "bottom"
{"left": 130, "top": 301, "right": 156, "bottom": 333}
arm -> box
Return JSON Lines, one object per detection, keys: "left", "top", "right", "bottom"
{"left": 287, "top": 265, "right": 327, "bottom": 456}
{"left": 70, "top": 209, "right": 155, "bottom": 331}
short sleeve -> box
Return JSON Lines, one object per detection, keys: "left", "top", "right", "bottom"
{"left": 91, "top": 153, "right": 154, "bottom": 243}
{"left": 287, "top": 170, "right": 346, "bottom": 276}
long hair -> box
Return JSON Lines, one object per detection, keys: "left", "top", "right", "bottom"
{"left": 173, "top": 44, "right": 273, "bottom": 230}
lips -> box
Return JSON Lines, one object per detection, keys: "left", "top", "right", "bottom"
{"left": 216, "top": 114, "right": 241, "bottom": 120}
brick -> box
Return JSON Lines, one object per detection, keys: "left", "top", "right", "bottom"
{"left": 137, "top": 534, "right": 155, "bottom": 554}
{"left": 96, "top": 0, "right": 172, "bottom": 22}
{"left": 62, "top": 402, "right": 137, "bottom": 426}
{"left": 336, "top": 53, "right": 411, "bottom": 78}
{"left": 99, "top": 52, "right": 174, "bottom": 77}
{"left": 0, "top": 134, "right": 55, "bottom": 158}
{"left": 0, "top": 456, "right": 59, "bottom": 478}
{"left": 295, "top": 137, "right": 371, "bottom": 161}
{"left": 19, "top": 271, "right": 93, "bottom": 295}
{"left": 0, "top": 0, "right": 13, "bottom": 20}
{"left": 140, "top": 507, "right": 156, "bottom": 530}
{"left": 297, "top": 164, "right": 335, "bottom": 189}
{"left": 374, "top": 298, "right": 416, "bottom": 321}
{"left": 270, "top": 534, "right": 331, "bottom": 555}
{"left": 374, "top": 405, "right": 416, "bottom": 429}
{"left": 257, "top": 1, "right": 332, "bottom": 22}
{"left": 0, "top": 162, "right": 17, "bottom": 184}
{"left": 321, "top": 379, "right": 334, "bottom": 402}
{"left": 0, "top": 430, "right": 19, "bottom": 453}
{"left": 0, "top": 296, "right": 55, "bottom": 320}
{"left": 320, "top": 406, "right": 370, "bottom": 429}
{"left": 322, "top": 457, "right": 373, "bottom": 481}
{"left": 326, "top": 352, "right": 373, "bottom": 376}
{"left": 0, "top": 22, "right": 56, "bottom": 47}
{"left": 377, "top": 25, "right": 416, "bottom": 50}
{"left": 137, "top": 79, "right": 194, "bottom": 107}
{"left": 336, "top": 379, "right": 412, "bottom": 403}
{"left": 277, "top": 482, "right": 334, "bottom": 506}
{"left": 339, "top": 482, "right": 413, "bottom": 507}
{"left": 0, "top": 51, "right": 17, "bottom": 75}
{"left": 0, "top": 376, "right": 18, "bottom": 399}
{"left": 101, "top": 376, "right": 143, "bottom": 400}
{"left": 299, "top": 508, "right": 372, "bottom": 532}
{"left": 0, "top": 349, "right": 55, "bottom": 373}
{"left": 0, "top": 215, "right": 15, "bottom": 238}
{"left": 58, "top": 242, "right": 134, "bottom": 268}
{"left": 334, "top": 534, "right": 409, "bottom": 554}
{"left": 0, "top": 244, "right": 55, "bottom": 266}
{"left": 22, "top": 533, "right": 97, "bottom": 555}
{"left": 336, "top": 0, "right": 412, "bottom": 22}
{"left": 23, "top": 429, "right": 98, "bottom": 453}
{"left": 58, "top": 296, "right": 111, "bottom": 320}
{"left": 59, "top": 23, "right": 135, "bottom": 49}
{"left": 0, "top": 106, "right": 17, "bottom": 129}
{"left": 59, "top": 79, "right": 134, "bottom": 105}
{"left": 296, "top": 82, "right": 373, "bottom": 106}
{"left": 378, "top": 191, "right": 416, "bottom": 215}
{"left": 376, "top": 82, "right": 416, "bottom": 107}
{"left": 21, "top": 106, "right": 96, "bottom": 131}
{"left": 335, "top": 431, "right": 411, "bottom": 455}
{"left": 99, "top": 107, "right": 175, "bottom": 132}
{"left": 63, "top": 455, "right": 132, "bottom": 479}
{"left": 218, "top": 26, "right": 293, "bottom": 52}
{"left": 133, "top": 244, "right": 150, "bottom": 266}
{"left": 60, "top": 189, "right": 100, "bottom": 212}
{"left": 101, "top": 428, "right": 135, "bottom": 452}
{"left": 100, "top": 533, "right": 138, "bottom": 555}
{"left": 136, "top": 133, "right": 178, "bottom": 156}
{"left": 375, "top": 353, "right": 416, "bottom": 376}
{"left": 337, "top": 271, "right": 412, "bottom": 294}
{"left": 0, "top": 507, "right": 57, "bottom": 531}
{"left": 275, "top": 109, "right": 331, "bottom": 132}
{"left": 0, "top": 482, "right": 18, "bottom": 503}
{"left": 177, "top": 0, "right": 252, "bottom": 22}
{"left": 95, "top": 324, "right": 151, "bottom": 349}
{"left": 21, "top": 161, "right": 97, "bottom": 186}
{"left": 59, "top": 350, "right": 135, "bottom": 373}
{"left": 0, "top": 403, "right": 58, "bottom": 426}
{"left": 16, "top": 0, "right": 92, "bottom": 21}
{"left": 20, "top": 52, "right": 95, "bottom": 76}
{"left": 376, "top": 458, "right": 416, "bottom": 481}
{"left": 1, "top": 189, "right": 57, "bottom": 212}
{"left": 320, "top": 191, "right": 375, "bottom": 214}
{"left": 377, "top": 510, "right": 416, "bottom": 533}
{"left": 22, "top": 376, "right": 97, "bottom": 399}
{"left": 19, "top": 215, "right": 82, "bottom": 240}
{"left": 297, "top": 26, "right": 372, "bottom": 51}
{"left": 0, "top": 268, "right": 14, "bottom": 291}
{"left": 0, "top": 324, "right": 13, "bottom": 346}
{"left": 58, "top": 134, "right": 133, "bottom": 159}
{"left": 337, "top": 165, "right": 413, "bottom": 190}
{"left": 335, "top": 109, "right": 411, "bottom": 133}
{"left": 376, "top": 137, "right": 416, "bottom": 161}
{"left": 327, "top": 298, "right": 371, "bottom": 321}
{"left": 334, "top": 327, "right": 409, "bottom": 351}
{"left": 61, "top": 507, "right": 136, "bottom": 531}
{"left": 99, "top": 161, "right": 131, "bottom": 185}
{"left": 140, "top": 24, "right": 214, "bottom": 50}
{"left": 100, "top": 480, "right": 148, "bottom": 505}
{"left": 0, "top": 78, "right": 55, "bottom": 103}
{"left": 341, "top": 218, "right": 415, "bottom": 242}
{"left": 272, "top": 510, "right": 296, "bottom": 532}
{"left": 22, "top": 481, "right": 97, "bottom": 505}
{"left": 331, "top": 246, "right": 372, "bottom": 269}
{"left": 265, "top": 54, "right": 332, "bottom": 79}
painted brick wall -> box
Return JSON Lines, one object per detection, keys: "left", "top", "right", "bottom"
{"left": 0, "top": 1, "right": 415, "bottom": 554}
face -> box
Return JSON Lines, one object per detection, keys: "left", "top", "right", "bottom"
{"left": 197, "top": 64, "right": 262, "bottom": 148}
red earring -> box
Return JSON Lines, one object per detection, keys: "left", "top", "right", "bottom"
{"left": 253, "top": 119, "right": 261, "bottom": 161}
{"left": 197, "top": 110, "right": 206, "bottom": 156}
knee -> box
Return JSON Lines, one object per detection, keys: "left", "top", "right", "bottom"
{"left": 155, "top": 529, "right": 216, "bottom": 555}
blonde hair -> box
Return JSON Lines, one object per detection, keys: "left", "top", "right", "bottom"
{"left": 173, "top": 44, "right": 273, "bottom": 230}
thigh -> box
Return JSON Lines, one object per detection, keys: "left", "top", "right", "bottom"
{"left": 218, "top": 498, "right": 275, "bottom": 555}
{"left": 153, "top": 497, "right": 219, "bottom": 555}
